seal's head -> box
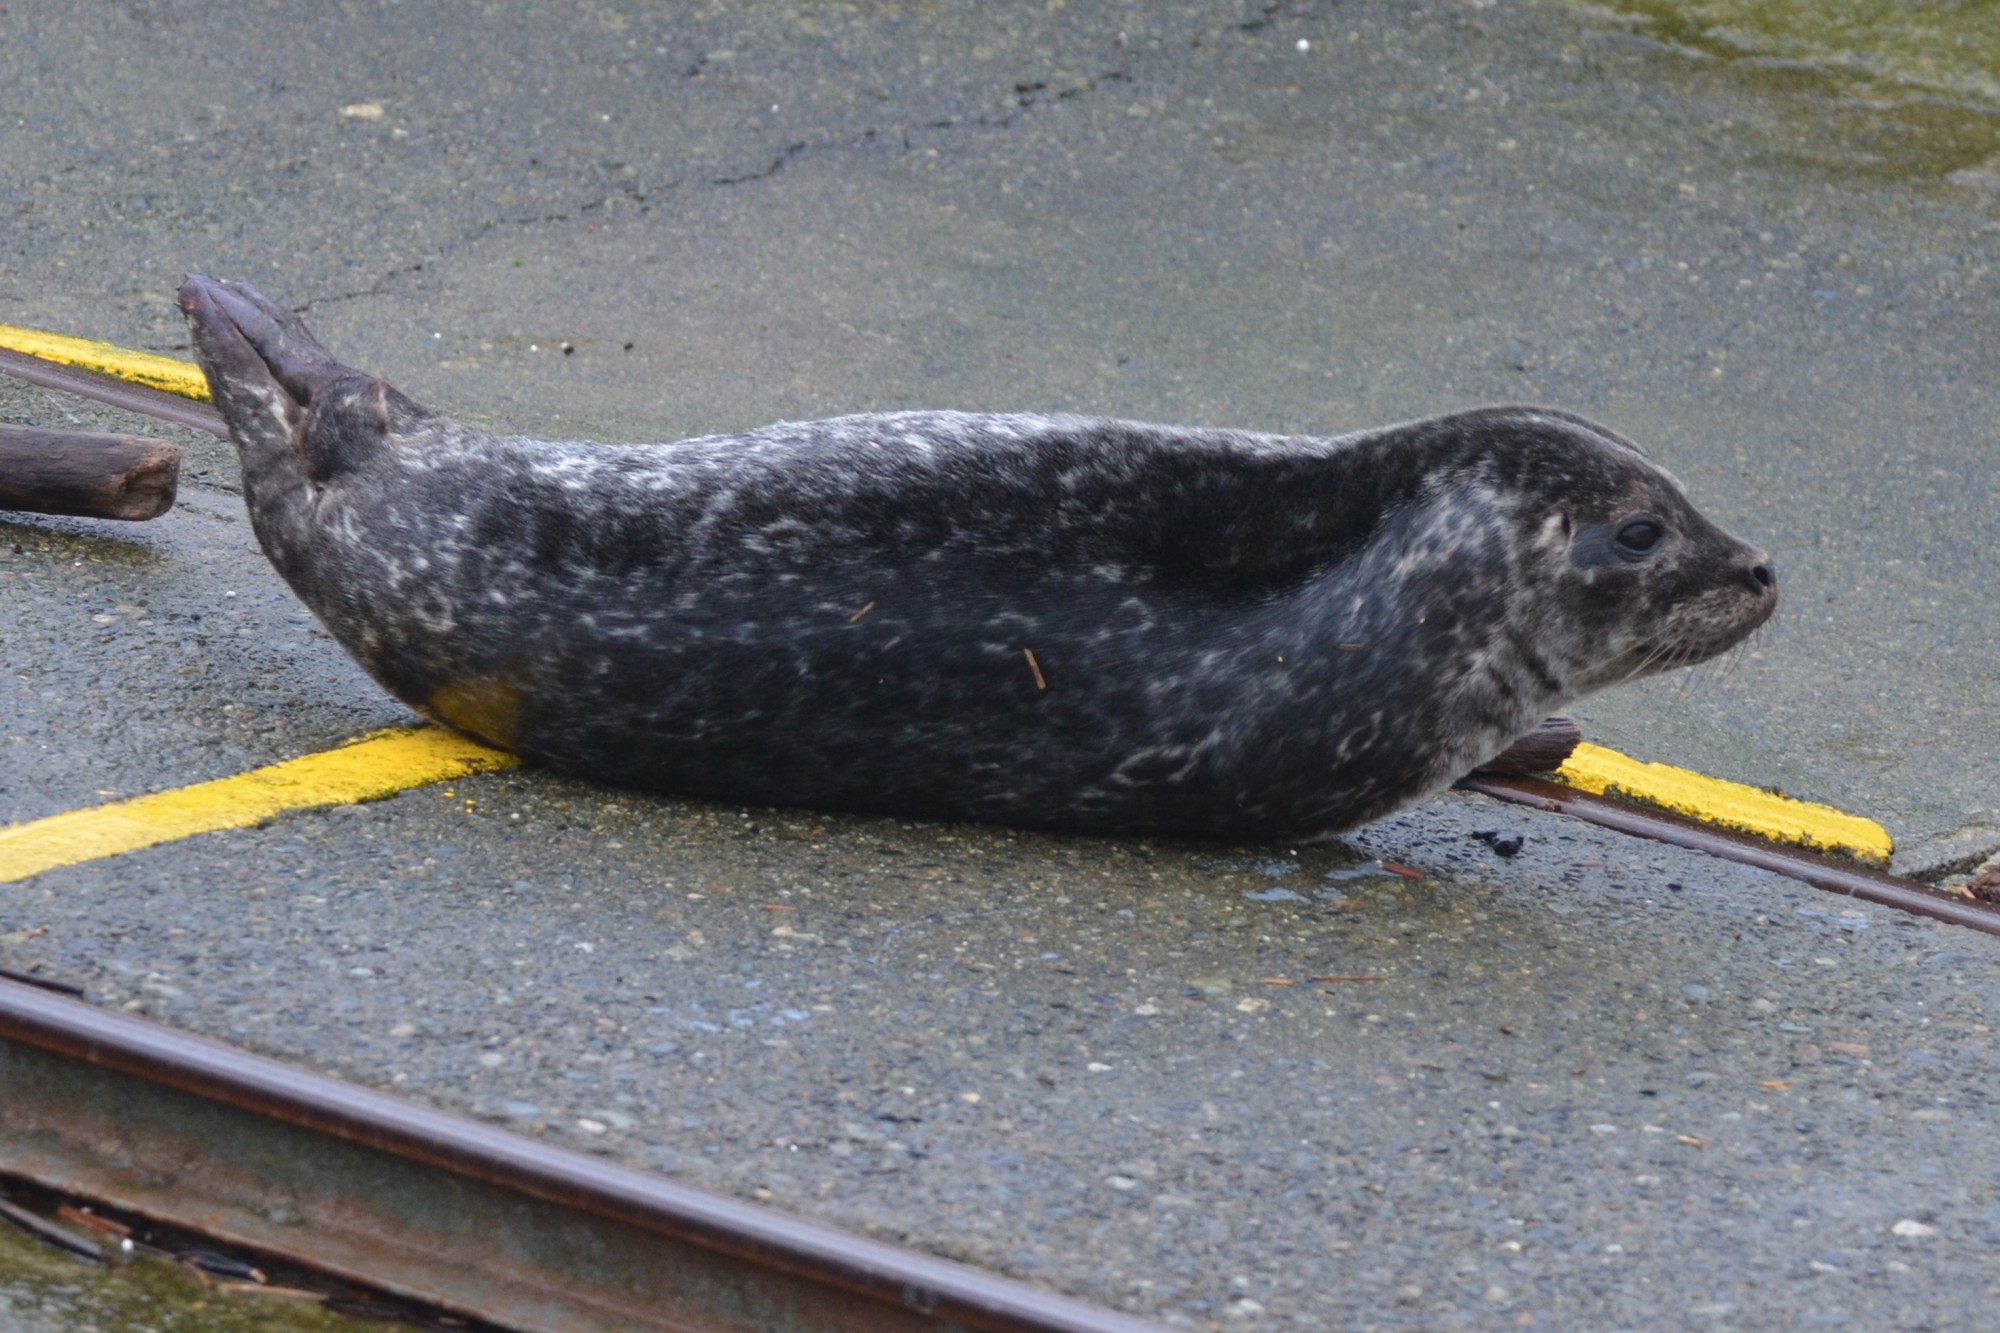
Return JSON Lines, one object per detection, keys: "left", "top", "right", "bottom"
{"left": 1433, "top": 407, "right": 1777, "bottom": 699}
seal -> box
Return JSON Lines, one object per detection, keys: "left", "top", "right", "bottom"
{"left": 177, "top": 275, "right": 1776, "bottom": 841}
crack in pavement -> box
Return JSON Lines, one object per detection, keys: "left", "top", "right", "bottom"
{"left": 304, "top": 59, "right": 1144, "bottom": 315}
{"left": 276, "top": 3, "right": 1341, "bottom": 332}
{"left": 710, "top": 139, "right": 818, "bottom": 187}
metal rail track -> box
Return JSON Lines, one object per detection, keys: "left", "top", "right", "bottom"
{"left": 0, "top": 979, "right": 1169, "bottom": 1333}
{"left": 0, "top": 344, "right": 228, "bottom": 438}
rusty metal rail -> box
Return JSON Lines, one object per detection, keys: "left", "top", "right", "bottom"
{"left": 1460, "top": 773, "right": 2000, "bottom": 937}
{"left": 0, "top": 979, "right": 1168, "bottom": 1333}
{"left": 0, "top": 344, "right": 228, "bottom": 438}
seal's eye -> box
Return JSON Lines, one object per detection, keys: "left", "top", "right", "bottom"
{"left": 1614, "top": 518, "right": 1663, "bottom": 558}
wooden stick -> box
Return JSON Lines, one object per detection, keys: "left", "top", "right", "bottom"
{"left": 0, "top": 423, "right": 180, "bottom": 520}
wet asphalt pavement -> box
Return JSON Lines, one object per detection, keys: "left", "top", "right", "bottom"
{"left": 4, "top": 1, "right": 2000, "bottom": 1328}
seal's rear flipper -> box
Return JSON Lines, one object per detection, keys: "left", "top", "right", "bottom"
{"left": 179, "top": 276, "right": 421, "bottom": 487}
{"left": 197, "top": 277, "right": 346, "bottom": 403}
{"left": 178, "top": 276, "right": 349, "bottom": 425}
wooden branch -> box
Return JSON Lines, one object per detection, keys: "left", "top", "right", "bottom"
{"left": 1471, "top": 714, "right": 1583, "bottom": 777}
{"left": 0, "top": 423, "right": 181, "bottom": 520}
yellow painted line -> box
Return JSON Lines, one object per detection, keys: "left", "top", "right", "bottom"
{"left": 1554, "top": 741, "right": 1893, "bottom": 865}
{"left": 0, "top": 323, "right": 211, "bottom": 401}
{"left": 0, "top": 723, "right": 1893, "bottom": 882}
{"left": 0, "top": 727, "right": 517, "bottom": 885}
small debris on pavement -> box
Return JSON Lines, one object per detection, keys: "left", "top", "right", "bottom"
{"left": 1967, "top": 856, "right": 2000, "bottom": 903}
{"left": 0, "top": 1197, "right": 106, "bottom": 1261}
{"left": 56, "top": 1204, "right": 129, "bottom": 1239}
{"left": 179, "top": 1249, "right": 267, "bottom": 1282}
{"left": 218, "top": 1281, "right": 326, "bottom": 1300}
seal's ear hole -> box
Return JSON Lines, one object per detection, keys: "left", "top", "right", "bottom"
{"left": 1614, "top": 516, "right": 1664, "bottom": 559}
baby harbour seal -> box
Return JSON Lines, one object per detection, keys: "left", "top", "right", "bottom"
{"left": 177, "top": 276, "right": 1776, "bottom": 841}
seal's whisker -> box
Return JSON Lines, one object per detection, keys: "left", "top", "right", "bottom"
{"left": 1617, "top": 641, "right": 1674, "bottom": 688}
{"left": 1672, "top": 649, "right": 1723, "bottom": 703}
{"left": 1707, "top": 641, "right": 1752, "bottom": 692}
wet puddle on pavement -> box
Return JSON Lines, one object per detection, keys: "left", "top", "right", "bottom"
{"left": 1569, "top": 0, "right": 2000, "bottom": 179}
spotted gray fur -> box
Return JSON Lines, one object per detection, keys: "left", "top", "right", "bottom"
{"left": 178, "top": 276, "right": 1776, "bottom": 841}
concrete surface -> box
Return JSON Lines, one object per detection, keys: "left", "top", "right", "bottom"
{"left": 4, "top": 0, "right": 2000, "bottom": 1328}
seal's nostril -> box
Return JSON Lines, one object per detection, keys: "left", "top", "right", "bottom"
{"left": 1750, "top": 562, "right": 1775, "bottom": 590}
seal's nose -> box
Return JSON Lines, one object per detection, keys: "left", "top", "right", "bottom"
{"left": 1748, "top": 556, "right": 1776, "bottom": 593}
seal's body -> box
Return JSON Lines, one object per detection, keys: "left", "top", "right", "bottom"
{"left": 179, "top": 277, "right": 1775, "bottom": 840}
